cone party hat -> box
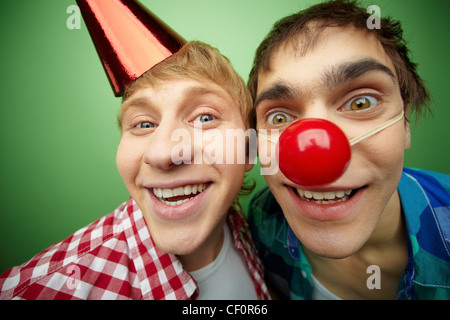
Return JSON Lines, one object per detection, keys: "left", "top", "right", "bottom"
{"left": 77, "top": 0, "right": 186, "bottom": 97}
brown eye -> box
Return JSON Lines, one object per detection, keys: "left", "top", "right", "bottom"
{"left": 269, "top": 112, "right": 291, "bottom": 125}
{"left": 349, "top": 96, "right": 376, "bottom": 111}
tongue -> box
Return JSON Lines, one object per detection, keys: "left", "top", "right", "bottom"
{"left": 164, "top": 194, "right": 194, "bottom": 202}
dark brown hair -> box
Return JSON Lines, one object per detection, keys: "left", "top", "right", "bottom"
{"left": 248, "top": 0, "right": 430, "bottom": 126}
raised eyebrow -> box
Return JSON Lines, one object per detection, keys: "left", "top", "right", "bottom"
{"left": 184, "top": 86, "right": 219, "bottom": 97}
{"left": 183, "top": 85, "right": 234, "bottom": 106}
{"left": 121, "top": 96, "right": 152, "bottom": 110}
{"left": 253, "top": 81, "right": 300, "bottom": 108}
{"left": 323, "top": 58, "right": 396, "bottom": 89}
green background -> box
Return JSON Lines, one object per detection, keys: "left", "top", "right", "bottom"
{"left": 0, "top": 0, "right": 449, "bottom": 274}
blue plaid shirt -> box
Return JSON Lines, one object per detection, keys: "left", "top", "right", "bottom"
{"left": 248, "top": 168, "right": 450, "bottom": 299}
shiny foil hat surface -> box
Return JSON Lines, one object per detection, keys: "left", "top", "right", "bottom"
{"left": 77, "top": 0, "right": 186, "bottom": 97}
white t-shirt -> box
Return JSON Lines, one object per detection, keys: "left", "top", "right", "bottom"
{"left": 190, "top": 224, "right": 258, "bottom": 300}
{"left": 310, "top": 274, "right": 342, "bottom": 300}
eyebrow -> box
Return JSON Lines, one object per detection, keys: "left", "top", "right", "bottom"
{"left": 118, "top": 96, "right": 151, "bottom": 129}
{"left": 118, "top": 84, "right": 229, "bottom": 128}
{"left": 253, "top": 80, "right": 300, "bottom": 109}
{"left": 254, "top": 58, "right": 396, "bottom": 108}
{"left": 122, "top": 85, "right": 226, "bottom": 107}
{"left": 324, "top": 58, "right": 396, "bottom": 89}
{"left": 184, "top": 85, "right": 224, "bottom": 98}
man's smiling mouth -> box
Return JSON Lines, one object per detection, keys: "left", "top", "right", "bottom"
{"left": 152, "top": 183, "right": 210, "bottom": 206}
{"left": 294, "top": 187, "right": 359, "bottom": 204}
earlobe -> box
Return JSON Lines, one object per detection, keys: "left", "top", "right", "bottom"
{"left": 405, "top": 123, "right": 411, "bottom": 150}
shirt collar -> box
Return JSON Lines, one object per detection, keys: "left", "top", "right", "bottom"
{"left": 121, "top": 198, "right": 198, "bottom": 300}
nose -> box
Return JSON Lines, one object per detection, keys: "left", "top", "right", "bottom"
{"left": 143, "top": 122, "right": 195, "bottom": 171}
{"left": 277, "top": 118, "right": 351, "bottom": 187}
{"left": 299, "top": 101, "right": 335, "bottom": 121}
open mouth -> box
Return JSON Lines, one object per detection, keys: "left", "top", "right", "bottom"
{"left": 152, "top": 183, "right": 210, "bottom": 206}
{"left": 294, "top": 187, "right": 360, "bottom": 204}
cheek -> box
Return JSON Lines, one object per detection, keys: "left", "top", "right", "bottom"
{"left": 355, "top": 127, "right": 407, "bottom": 176}
{"left": 217, "top": 163, "right": 246, "bottom": 190}
{"left": 257, "top": 137, "right": 280, "bottom": 176}
{"left": 116, "top": 139, "right": 142, "bottom": 187}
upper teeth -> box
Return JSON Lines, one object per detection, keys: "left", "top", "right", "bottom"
{"left": 296, "top": 189, "right": 352, "bottom": 203}
{"left": 153, "top": 183, "right": 207, "bottom": 206}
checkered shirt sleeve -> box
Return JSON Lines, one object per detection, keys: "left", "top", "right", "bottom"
{"left": 0, "top": 198, "right": 197, "bottom": 300}
{"left": 0, "top": 199, "right": 268, "bottom": 300}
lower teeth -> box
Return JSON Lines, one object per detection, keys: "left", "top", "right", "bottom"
{"left": 299, "top": 195, "right": 350, "bottom": 204}
{"left": 159, "top": 197, "right": 194, "bottom": 206}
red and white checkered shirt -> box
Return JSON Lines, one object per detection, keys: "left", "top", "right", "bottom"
{"left": 0, "top": 198, "right": 269, "bottom": 300}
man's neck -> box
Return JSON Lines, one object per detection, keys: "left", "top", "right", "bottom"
{"left": 304, "top": 190, "right": 409, "bottom": 299}
{"left": 177, "top": 220, "right": 226, "bottom": 272}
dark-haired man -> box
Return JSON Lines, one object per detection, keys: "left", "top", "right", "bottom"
{"left": 248, "top": 0, "right": 450, "bottom": 299}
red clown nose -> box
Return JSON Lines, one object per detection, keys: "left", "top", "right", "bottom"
{"left": 276, "top": 118, "right": 351, "bottom": 187}
{"left": 77, "top": 0, "right": 186, "bottom": 97}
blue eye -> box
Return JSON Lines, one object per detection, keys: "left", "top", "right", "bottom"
{"left": 194, "top": 114, "right": 215, "bottom": 124}
{"left": 136, "top": 121, "right": 155, "bottom": 129}
{"left": 344, "top": 96, "right": 378, "bottom": 111}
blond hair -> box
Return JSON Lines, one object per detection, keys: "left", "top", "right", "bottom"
{"left": 122, "top": 41, "right": 253, "bottom": 129}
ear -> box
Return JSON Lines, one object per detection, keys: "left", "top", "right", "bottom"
{"left": 404, "top": 105, "right": 411, "bottom": 151}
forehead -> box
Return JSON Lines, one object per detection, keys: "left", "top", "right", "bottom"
{"left": 260, "top": 26, "right": 397, "bottom": 90}
{"left": 122, "top": 78, "right": 234, "bottom": 109}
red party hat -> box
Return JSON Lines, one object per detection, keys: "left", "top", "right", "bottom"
{"left": 77, "top": 0, "right": 186, "bottom": 96}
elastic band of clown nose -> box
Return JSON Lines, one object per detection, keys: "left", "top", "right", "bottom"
{"left": 349, "top": 111, "right": 404, "bottom": 146}
{"left": 258, "top": 111, "right": 405, "bottom": 145}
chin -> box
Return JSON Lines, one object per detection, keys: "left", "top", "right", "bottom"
{"left": 153, "top": 234, "right": 200, "bottom": 256}
{"left": 310, "top": 245, "right": 358, "bottom": 260}
{"left": 149, "top": 225, "right": 203, "bottom": 256}
{"left": 297, "top": 226, "right": 368, "bottom": 260}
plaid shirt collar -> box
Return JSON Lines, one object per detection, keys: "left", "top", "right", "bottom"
{"left": 122, "top": 198, "right": 198, "bottom": 299}
{"left": 1, "top": 198, "right": 268, "bottom": 300}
